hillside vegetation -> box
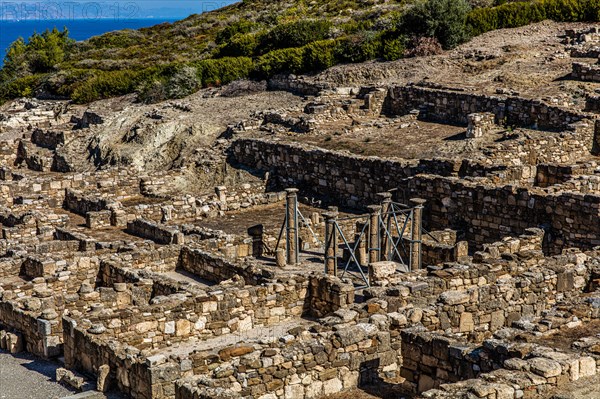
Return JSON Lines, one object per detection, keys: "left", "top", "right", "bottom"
{"left": 0, "top": 0, "right": 598, "bottom": 104}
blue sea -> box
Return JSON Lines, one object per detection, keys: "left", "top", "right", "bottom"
{"left": 0, "top": 18, "right": 178, "bottom": 65}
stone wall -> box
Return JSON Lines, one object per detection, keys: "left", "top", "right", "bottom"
{"left": 231, "top": 139, "right": 600, "bottom": 252}
{"left": 572, "top": 62, "right": 600, "bottom": 82}
{"left": 421, "top": 239, "right": 468, "bottom": 267}
{"left": 407, "top": 175, "right": 600, "bottom": 252}
{"left": 307, "top": 274, "right": 356, "bottom": 317}
{"left": 54, "top": 228, "right": 98, "bottom": 252}
{"left": 384, "top": 85, "right": 588, "bottom": 130}
{"left": 0, "top": 301, "right": 60, "bottom": 358}
{"left": 230, "top": 138, "right": 455, "bottom": 208}
{"left": 63, "top": 318, "right": 154, "bottom": 399}
{"left": 178, "top": 247, "right": 274, "bottom": 285}
{"left": 371, "top": 232, "right": 594, "bottom": 337}
{"left": 534, "top": 162, "right": 598, "bottom": 188}
{"left": 64, "top": 189, "right": 110, "bottom": 216}
{"left": 0, "top": 259, "right": 22, "bottom": 278}
{"left": 267, "top": 74, "right": 330, "bottom": 96}
{"left": 176, "top": 320, "right": 400, "bottom": 399}
{"left": 585, "top": 95, "right": 600, "bottom": 112}
{"left": 126, "top": 219, "right": 185, "bottom": 245}
{"left": 401, "top": 328, "right": 597, "bottom": 396}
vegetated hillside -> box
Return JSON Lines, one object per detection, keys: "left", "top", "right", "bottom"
{"left": 0, "top": 0, "right": 598, "bottom": 105}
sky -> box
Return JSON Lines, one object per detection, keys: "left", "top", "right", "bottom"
{"left": 0, "top": 0, "right": 239, "bottom": 20}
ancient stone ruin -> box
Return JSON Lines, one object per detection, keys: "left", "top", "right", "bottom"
{"left": 3, "top": 24, "right": 600, "bottom": 399}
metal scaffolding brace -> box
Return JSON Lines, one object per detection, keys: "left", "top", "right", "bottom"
{"left": 322, "top": 196, "right": 427, "bottom": 289}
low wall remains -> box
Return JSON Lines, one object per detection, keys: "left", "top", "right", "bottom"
{"left": 384, "top": 85, "right": 589, "bottom": 130}
{"left": 126, "top": 219, "right": 185, "bottom": 245}
{"left": 572, "top": 62, "right": 600, "bottom": 82}
{"left": 231, "top": 139, "right": 600, "bottom": 252}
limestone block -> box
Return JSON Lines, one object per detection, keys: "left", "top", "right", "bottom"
{"left": 579, "top": 356, "right": 596, "bottom": 377}
{"left": 459, "top": 312, "right": 474, "bottom": 332}
{"left": 529, "top": 357, "right": 562, "bottom": 378}
{"left": 323, "top": 377, "right": 342, "bottom": 396}
{"left": 97, "top": 364, "right": 110, "bottom": 392}
{"left": 6, "top": 332, "right": 23, "bottom": 354}
{"left": 369, "top": 261, "right": 397, "bottom": 286}
{"left": 439, "top": 290, "right": 470, "bottom": 305}
{"left": 284, "top": 384, "right": 304, "bottom": 399}
{"left": 175, "top": 319, "right": 191, "bottom": 336}
{"left": 56, "top": 368, "right": 86, "bottom": 390}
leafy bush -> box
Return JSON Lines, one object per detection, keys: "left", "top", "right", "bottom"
{"left": 87, "top": 30, "right": 144, "bottom": 49}
{"left": 0, "top": 74, "right": 42, "bottom": 100}
{"left": 334, "top": 33, "right": 382, "bottom": 63}
{"left": 194, "top": 57, "right": 253, "bottom": 86}
{"left": 261, "top": 19, "right": 332, "bottom": 53}
{"left": 400, "top": 0, "right": 472, "bottom": 49}
{"left": 69, "top": 66, "right": 169, "bottom": 103}
{"left": 303, "top": 40, "right": 338, "bottom": 71}
{"left": 253, "top": 47, "right": 305, "bottom": 78}
{"left": 166, "top": 66, "right": 201, "bottom": 98}
{"left": 466, "top": 1, "right": 545, "bottom": 35}
{"left": 137, "top": 80, "right": 168, "bottom": 104}
{"left": 466, "top": 0, "right": 600, "bottom": 36}
{"left": 382, "top": 36, "right": 405, "bottom": 61}
{"left": 215, "top": 20, "right": 258, "bottom": 44}
{"left": 71, "top": 70, "right": 140, "bottom": 103}
{"left": 216, "top": 32, "right": 261, "bottom": 57}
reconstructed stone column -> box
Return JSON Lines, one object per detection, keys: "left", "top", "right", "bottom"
{"left": 248, "top": 224, "right": 264, "bottom": 258}
{"left": 275, "top": 248, "right": 286, "bottom": 268}
{"left": 355, "top": 221, "right": 368, "bottom": 266}
{"left": 378, "top": 192, "right": 393, "bottom": 261}
{"left": 368, "top": 205, "right": 382, "bottom": 264}
{"left": 593, "top": 119, "right": 600, "bottom": 156}
{"left": 324, "top": 211, "right": 338, "bottom": 276}
{"left": 285, "top": 188, "right": 299, "bottom": 265}
{"left": 410, "top": 198, "right": 427, "bottom": 271}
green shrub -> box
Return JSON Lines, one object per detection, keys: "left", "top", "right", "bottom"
{"left": 166, "top": 66, "right": 201, "bottom": 98}
{"left": 71, "top": 70, "right": 139, "bottom": 103}
{"left": 400, "top": 0, "right": 472, "bottom": 49}
{"left": 466, "top": 2, "right": 545, "bottom": 35}
{"left": 253, "top": 47, "right": 305, "bottom": 78}
{"left": 194, "top": 57, "right": 253, "bottom": 86}
{"left": 70, "top": 66, "right": 169, "bottom": 103}
{"left": 382, "top": 36, "right": 405, "bottom": 61}
{"left": 87, "top": 30, "right": 144, "bottom": 48}
{"left": 334, "top": 33, "right": 382, "bottom": 63}
{"left": 137, "top": 80, "right": 168, "bottom": 104}
{"left": 0, "top": 74, "right": 42, "bottom": 100}
{"left": 303, "top": 40, "right": 337, "bottom": 71}
{"left": 466, "top": 0, "right": 600, "bottom": 36}
{"left": 216, "top": 20, "right": 258, "bottom": 44}
{"left": 216, "top": 32, "right": 261, "bottom": 57}
{"left": 261, "top": 19, "right": 332, "bottom": 53}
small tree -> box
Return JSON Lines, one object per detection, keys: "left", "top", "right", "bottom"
{"left": 2, "top": 37, "right": 27, "bottom": 79}
{"left": 28, "top": 28, "right": 71, "bottom": 73}
{"left": 400, "top": 0, "right": 471, "bottom": 50}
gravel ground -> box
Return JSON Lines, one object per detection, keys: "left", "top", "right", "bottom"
{"left": 0, "top": 350, "right": 73, "bottom": 399}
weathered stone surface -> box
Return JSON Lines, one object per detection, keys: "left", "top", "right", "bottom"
{"left": 529, "top": 357, "right": 562, "bottom": 378}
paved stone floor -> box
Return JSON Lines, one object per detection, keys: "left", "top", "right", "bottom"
{"left": 0, "top": 350, "right": 73, "bottom": 399}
